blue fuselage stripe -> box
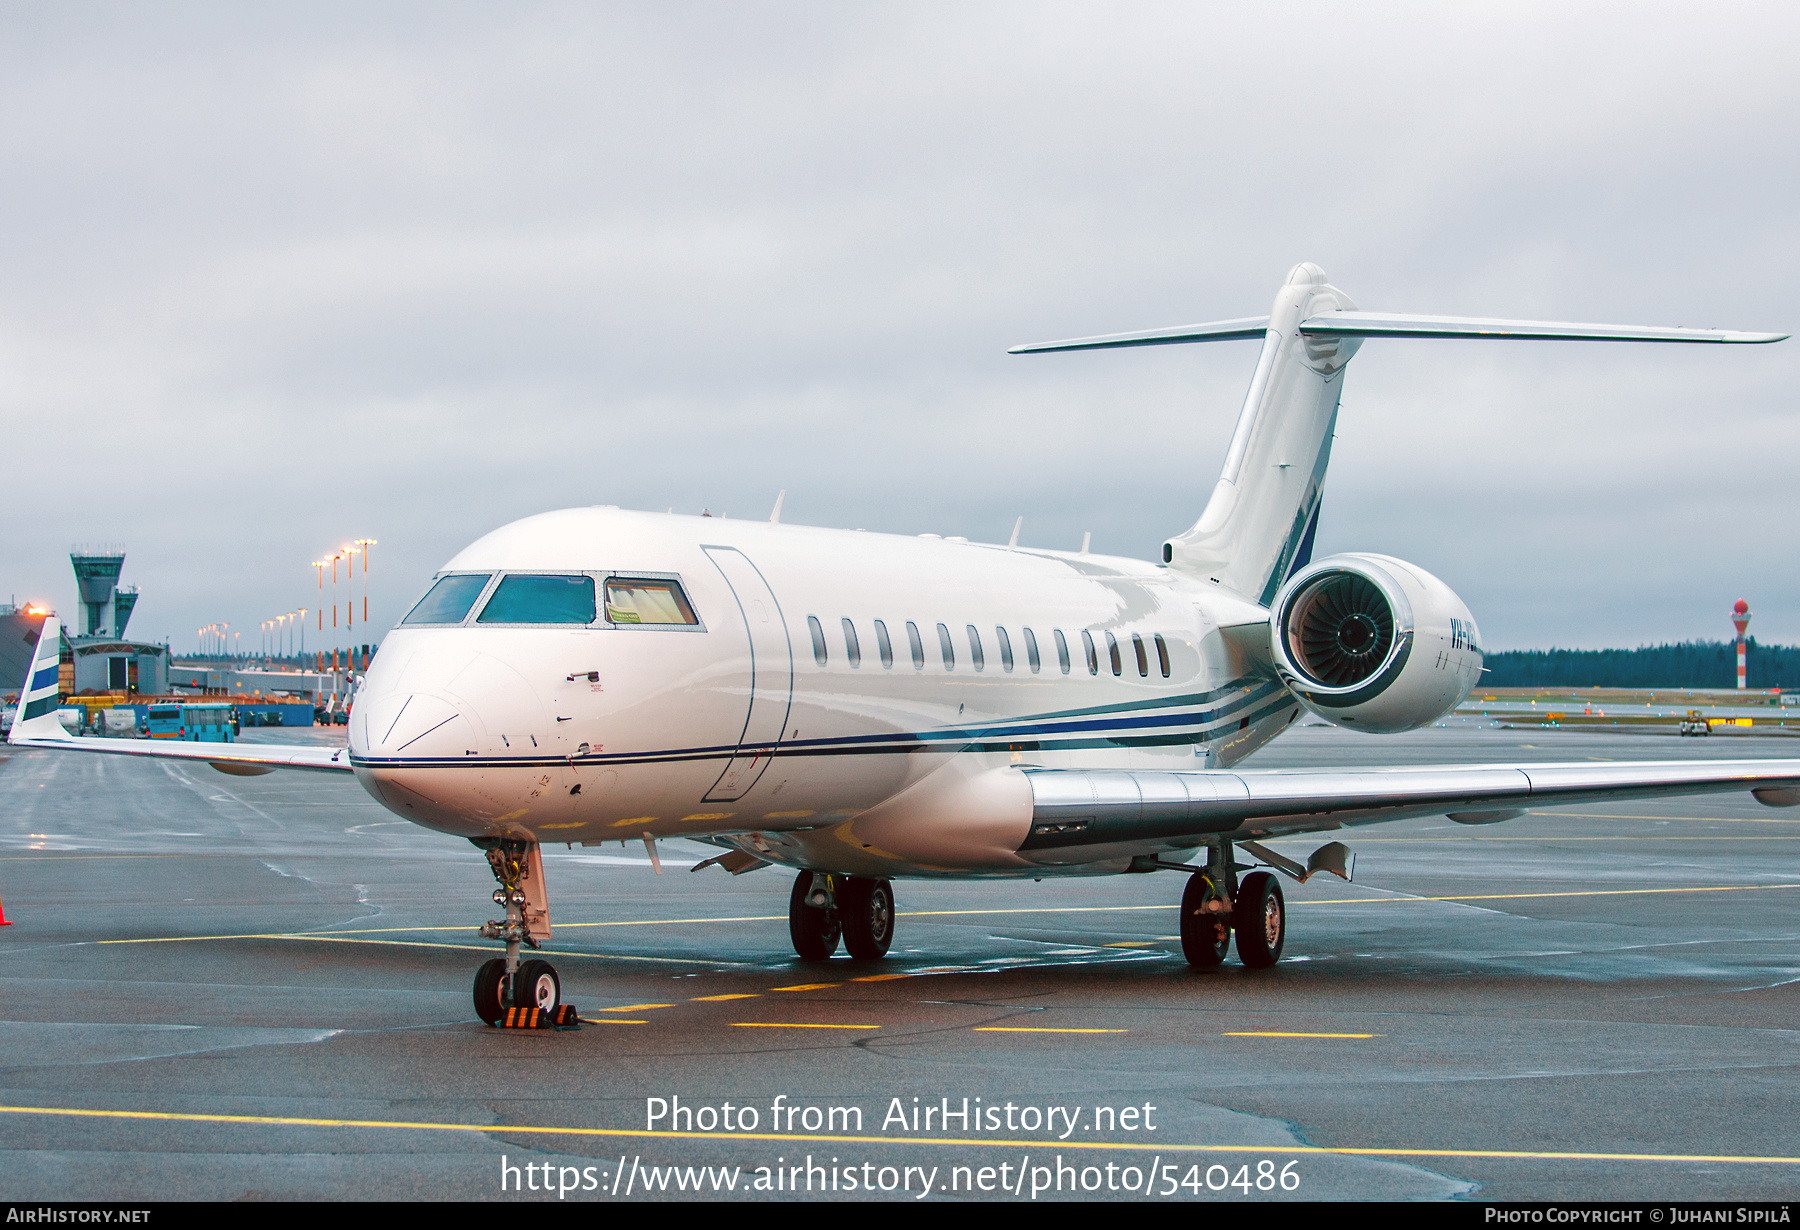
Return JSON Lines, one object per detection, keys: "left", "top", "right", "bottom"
{"left": 351, "top": 681, "right": 1295, "bottom": 770}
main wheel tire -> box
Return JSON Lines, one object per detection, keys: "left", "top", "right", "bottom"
{"left": 473, "top": 958, "right": 506, "bottom": 1024}
{"left": 840, "top": 877, "right": 895, "bottom": 959}
{"left": 1179, "top": 874, "right": 1232, "bottom": 968}
{"left": 788, "top": 872, "right": 842, "bottom": 961}
{"left": 1233, "top": 870, "right": 1286, "bottom": 969}
{"left": 514, "top": 959, "right": 562, "bottom": 1012}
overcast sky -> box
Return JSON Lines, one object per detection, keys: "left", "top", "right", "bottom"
{"left": 2, "top": 3, "right": 1796, "bottom": 655}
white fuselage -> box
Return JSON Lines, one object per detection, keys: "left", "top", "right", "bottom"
{"left": 348, "top": 507, "right": 1319, "bottom": 878}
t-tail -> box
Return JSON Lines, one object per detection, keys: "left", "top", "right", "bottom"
{"left": 9, "top": 618, "right": 69, "bottom": 743}
{"left": 1012, "top": 262, "right": 1786, "bottom": 606}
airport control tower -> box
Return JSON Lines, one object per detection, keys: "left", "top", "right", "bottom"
{"left": 70, "top": 550, "right": 135, "bottom": 637}
{"left": 64, "top": 549, "right": 168, "bottom": 696}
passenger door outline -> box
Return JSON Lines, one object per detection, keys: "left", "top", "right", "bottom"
{"left": 700, "top": 546, "right": 794, "bottom": 802}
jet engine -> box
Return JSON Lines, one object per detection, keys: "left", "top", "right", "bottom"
{"left": 1269, "top": 553, "right": 1483, "bottom": 734}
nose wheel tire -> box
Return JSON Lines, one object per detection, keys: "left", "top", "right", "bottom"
{"left": 840, "top": 877, "right": 895, "bottom": 959}
{"left": 514, "top": 959, "right": 562, "bottom": 1012}
{"left": 1233, "top": 870, "right": 1286, "bottom": 969}
{"left": 789, "top": 872, "right": 842, "bottom": 961}
{"left": 1179, "top": 874, "right": 1232, "bottom": 968}
{"left": 473, "top": 958, "right": 506, "bottom": 1024}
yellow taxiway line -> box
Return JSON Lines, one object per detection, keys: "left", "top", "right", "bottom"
{"left": 1224, "top": 1032, "right": 1381, "bottom": 1039}
{"left": 0, "top": 1103, "right": 1793, "bottom": 1165}
{"left": 973, "top": 1027, "right": 1127, "bottom": 1034}
{"left": 730, "top": 1023, "right": 879, "bottom": 1030}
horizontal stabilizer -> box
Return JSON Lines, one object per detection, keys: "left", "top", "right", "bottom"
{"left": 1296, "top": 311, "right": 1787, "bottom": 344}
{"left": 1008, "top": 316, "right": 1269, "bottom": 354}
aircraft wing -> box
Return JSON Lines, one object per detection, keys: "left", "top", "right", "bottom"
{"left": 1018, "top": 760, "right": 1800, "bottom": 853}
{"left": 6, "top": 616, "right": 351, "bottom": 775}
{"left": 6, "top": 726, "right": 353, "bottom": 775}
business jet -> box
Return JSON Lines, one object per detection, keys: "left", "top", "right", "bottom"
{"left": 11, "top": 262, "right": 1793, "bottom": 1025}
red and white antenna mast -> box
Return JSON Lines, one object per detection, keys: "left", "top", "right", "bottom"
{"left": 1732, "top": 599, "right": 1752, "bottom": 691}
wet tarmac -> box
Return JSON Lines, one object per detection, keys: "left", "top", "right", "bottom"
{"left": 2, "top": 724, "right": 1798, "bottom": 1202}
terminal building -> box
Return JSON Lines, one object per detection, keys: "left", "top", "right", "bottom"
{"left": 0, "top": 602, "right": 52, "bottom": 700}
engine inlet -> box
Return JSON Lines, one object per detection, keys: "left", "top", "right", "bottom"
{"left": 1285, "top": 571, "right": 1395, "bottom": 687}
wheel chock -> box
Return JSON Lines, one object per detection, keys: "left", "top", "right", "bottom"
{"left": 494, "top": 1004, "right": 580, "bottom": 1030}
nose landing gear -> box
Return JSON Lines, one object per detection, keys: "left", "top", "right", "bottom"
{"left": 471, "top": 837, "right": 573, "bottom": 1027}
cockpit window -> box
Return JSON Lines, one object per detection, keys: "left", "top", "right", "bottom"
{"left": 476, "top": 574, "right": 596, "bottom": 624}
{"left": 402, "top": 573, "right": 492, "bottom": 625}
{"left": 604, "top": 578, "right": 698, "bottom": 625}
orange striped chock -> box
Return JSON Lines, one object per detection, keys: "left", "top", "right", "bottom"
{"left": 495, "top": 1004, "right": 581, "bottom": 1030}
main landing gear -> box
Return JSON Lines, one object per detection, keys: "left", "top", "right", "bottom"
{"left": 471, "top": 837, "right": 575, "bottom": 1027}
{"left": 788, "top": 871, "right": 895, "bottom": 961}
{"left": 1176, "top": 837, "right": 1325, "bottom": 971}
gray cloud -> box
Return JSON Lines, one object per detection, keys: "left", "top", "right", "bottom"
{"left": 2, "top": 2, "right": 1795, "bottom": 654}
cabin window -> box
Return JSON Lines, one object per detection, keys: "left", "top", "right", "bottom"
{"left": 1132, "top": 633, "right": 1149, "bottom": 677}
{"left": 1106, "top": 631, "right": 1122, "bottom": 676}
{"left": 1023, "top": 627, "right": 1040, "bottom": 674}
{"left": 906, "top": 621, "right": 925, "bottom": 670}
{"left": 403, "top": 573, "right": 491, "bottom": 625}
{"left": 1055, "top": 629, "right": 1071, "bottom": 675}
{"left": 477, "top": 574, "right": 596, "bottom": 624}
{"left": 874, "top": 619, "right": 894, "bottom": 669}
{"left": 937, "top": 623, "right": 955, "bottom": 670}
{"left": 808, "top": 616, "right": 827, "bottom": 666}
{"left": 996, "top": 627, "right": 1013, "bottom": 672}
{"left": 842, "top": 618, "right": 862, "bottom": 668}
{"left": 1154, "top": 633, "right": 1171, "bottom": 678}
{"left": 1081, "top": 630, "right": 1098, "bottom": 675}
{"left": 966, "top": 625, "right": 985, "bottom": 671}
{"left": 603, "top": 577, "right": 698, "bottom": 625}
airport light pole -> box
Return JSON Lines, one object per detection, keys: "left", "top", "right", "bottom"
{"left": 331, "top": 550, "right": 343, "bottom": 681}
{"left": 344, "top": 544, "right": 359, "bottom": 672}
{"left": 313, "top": 560, "right": 328, "bottom": 674}
{"left": 355, "top": 538, "right": 377, "bottom": 668}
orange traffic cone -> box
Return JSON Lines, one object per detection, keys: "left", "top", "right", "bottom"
{"left": 0, "top": 894, "right": 11, "bottom": 925}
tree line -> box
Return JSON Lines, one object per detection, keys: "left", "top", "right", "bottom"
{"left": 1482, "top": 639, "right": 1800, "bottom": 689}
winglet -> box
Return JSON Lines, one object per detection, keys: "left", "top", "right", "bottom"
{"left": 9, "top": 618, "right": 70, "bottom": 744}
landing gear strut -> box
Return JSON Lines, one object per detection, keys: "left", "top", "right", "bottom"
{"left": 472, "top": 837, "right": 564, "bottom": 1024}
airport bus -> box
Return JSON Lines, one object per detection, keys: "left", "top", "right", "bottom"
{"left": 144, "top": 702, "right": 239, "bottom": 742}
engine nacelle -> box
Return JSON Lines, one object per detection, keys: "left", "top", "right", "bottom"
{"left": 1270, "top": 553, "right": 1483, "bottom": 734}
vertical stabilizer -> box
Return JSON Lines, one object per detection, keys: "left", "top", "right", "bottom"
{"left": 9, "top": 618, "right": 69, "bottom": 743}
{"left": 1163, "top": 263, "right": 1360, "bottom": 604}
